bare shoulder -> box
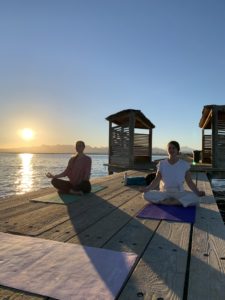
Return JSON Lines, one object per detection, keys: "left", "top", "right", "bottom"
{"left": 68, "top": 155, "right": 77, "bottom": 164}
{"left": 70, "top": 155, "right": 77, "bottom": 160}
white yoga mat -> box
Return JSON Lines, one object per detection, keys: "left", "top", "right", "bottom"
{"left": 0, "top": 233, "right": 137, "bottom": 300}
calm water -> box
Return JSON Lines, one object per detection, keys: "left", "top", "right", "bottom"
{"left": 0, "top": 153, "right": 166, "bottom": 198}
{"left": 211, "top": 179, "right": 225, "bottom": 192}
{"left": 0, "top": 153, "right": 108, "bottom": 198}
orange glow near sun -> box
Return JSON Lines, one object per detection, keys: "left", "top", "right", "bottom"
{"left": 21, "top": 128, "right": 34, "bottom": 140}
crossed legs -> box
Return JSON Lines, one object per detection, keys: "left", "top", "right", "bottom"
{"left": 143, "top": 190, "right": 200, "bottom": 207}
{"left": 51, "top": 178, "right": 91, "bottom": 195}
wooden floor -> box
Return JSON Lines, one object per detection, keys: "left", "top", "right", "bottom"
{"left": 0, "top": 170, "right": 225, "bottom": 300}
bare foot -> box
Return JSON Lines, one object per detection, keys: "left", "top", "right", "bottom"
{"left": 159, "top": 198, "right": 182, "bottom": 206}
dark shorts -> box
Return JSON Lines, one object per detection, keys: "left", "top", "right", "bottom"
{"left": 51, "top": 178, "right": 91, "bottom": 194}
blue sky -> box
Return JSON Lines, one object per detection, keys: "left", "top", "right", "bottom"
{"left": 0, "top": 0, "right": 225, "bottom": 149}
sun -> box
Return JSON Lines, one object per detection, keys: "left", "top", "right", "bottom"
{"left": 21, "top": 128, "right": 34, "bottom": 140}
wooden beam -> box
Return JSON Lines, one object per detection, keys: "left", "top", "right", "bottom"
{"left": 149, "top": 128, "right": 152, "bottom": 161}
{"left": 202, "top": 109, "right": 212, "bottom": 129}
{"left": 129, "top": 111, "right": 135, "bottom": 166}
{"left": 108, "top": 121, "right": 112, "bottom": 174}
{"left": 212, "top": 107, "right": 218, "bottom": 168}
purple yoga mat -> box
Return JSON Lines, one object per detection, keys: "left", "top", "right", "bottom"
{"left": 137, "top": 204, "right": 196, "bottom": 223}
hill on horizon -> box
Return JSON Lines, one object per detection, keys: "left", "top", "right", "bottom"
{"left": 0, "top": 144, "right": 108, "bottom": 154}
{"left": 0, "top": 144, "right": 194, "bottom": 154}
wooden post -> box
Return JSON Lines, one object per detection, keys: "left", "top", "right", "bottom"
{"left": 202, "top": 128, "right": 206, "bottom": 163}
{"left": 201, "top": 129, "right": 204, "bottom": 163}
{"left": 148, "top": 128, "right": 152, "bottom": 162}
{"left": 129, "top": 111, "right": 135, "bottom": 167}
{"left": 217, "top": 107, "right": 225, "bottom": 168}
{"left": 108, "top": 121, "right": 113, "bottom": 174}
{"left": 212, "top": 106, "right": 218, "bottom": 168}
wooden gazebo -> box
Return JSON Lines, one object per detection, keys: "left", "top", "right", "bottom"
{"left": 105, "top": 109, "right": 155, "bottom": 174}
{"left": 199, "top": 104, "right": 225, "bottom": 168}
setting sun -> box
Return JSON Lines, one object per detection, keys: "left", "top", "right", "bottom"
{"left": 21, "top": 128, "right": 34, "bottom": 140}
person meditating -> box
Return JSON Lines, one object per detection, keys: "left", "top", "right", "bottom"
{"left": 141, "top": 141, "right": 205, "bottom": 207}
{"left": 46, "top": 140, "right": 92, "bottom": 195}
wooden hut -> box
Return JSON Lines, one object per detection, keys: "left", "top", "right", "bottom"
{"left": 199, "top": 104, "right": 225, "bottom": 168}
{"left": 105, "top": 109, "right": 155, "bottom": 174}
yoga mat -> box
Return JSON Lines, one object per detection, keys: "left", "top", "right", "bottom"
{"left": 137, "top": 204, "right": 196, "bottom": 223}
{"left": 31, "top": 184, "right": 106, "bottom": 204}
{"left": 0, "top": 232, "right": 137, "bottom": 300}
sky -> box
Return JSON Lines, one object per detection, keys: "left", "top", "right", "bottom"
{"left": 0, "top": 0, "right": 225, "bottom": 150}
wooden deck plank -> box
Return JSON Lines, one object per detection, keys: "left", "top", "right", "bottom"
{"left": 68, "top": 191, "right": 148, "bottom": 247}
{"left": 103, "top": 217, "right": 159, "bottom": 254}
{"left": 0, "top": 285, "right": 46, "bottom": 300}
{"left": 0, "top": 171, "right": 146, "bottom": 300}
{"left": 37, "top": 172, "right": 147, "bottom": 241}
{"left": 39, "top": 188, "right": 140, "bottom": 242}
{"left": 0, "top": 202, "right": 47, "bottom": 221}
{"left": 1, "top": 172, "right": 132, "bottom": 235}
{"left": 1, "top": 170, "right": 225, "bottom": 300}
{"left": 0, "top": 171, "right": 142, "bottom": 300}
{"left": 188, "top": 172, "right": 225, "bottom": 300}
{"left": 118, "top": 221, "right": 191, "bottom": 300}
{"left": 0, "top": 187, "right": 54, "bottom": 211}
{"left": 0, "top": 168, "right": 132, "bottom": 212}
{"left": 1, "top": 204, "right": 71, "bottom": 235}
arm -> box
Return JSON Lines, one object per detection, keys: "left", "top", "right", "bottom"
{"left": 185, "top": 171, "right": 205, "bottom": 196}
{"left": 83, "top": 157, "right": 92, "bottom": 180}
{"left": 46, "top": 169, "right": 68, "bottom": 179}
{"left": 46, "top": 159, "right": 71, "bottom": 179}
{"left": 140, "top": 171, "right": 162, "bottom": 192}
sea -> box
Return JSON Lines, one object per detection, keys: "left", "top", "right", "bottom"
{"left": 0, "top": 153, "right": 166, "bottom": 198}
{"left": 211, "top": 179, "right": 225, "bottom": 193}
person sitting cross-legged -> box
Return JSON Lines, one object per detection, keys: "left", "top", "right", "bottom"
{"left": 140, "top": 141, "right": 205, "bottom": 207}
{"left": 46, "top": 140, "right": 91, "bottom": 195}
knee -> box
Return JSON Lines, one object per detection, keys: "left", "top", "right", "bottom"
{"left": 144, "top": 190, "right": 166, "bottom": 202}
{"left": 81, "top": 181, "right": 91, "bottom": 193}
{"left": 142, "top": 192, "right": 147, "bottom": 200}
{"left": 142, "top": 191, "right": 152, "bottom": 202}
{"left": 51, "top": 178, "right": 58, "bottom": 187}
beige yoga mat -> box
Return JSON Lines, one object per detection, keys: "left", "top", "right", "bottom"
{"left": 0, "top": 232, "right": 137, "bottom": 300}
{"left": 31, "top": 184, "right": 106, "bottom": 204}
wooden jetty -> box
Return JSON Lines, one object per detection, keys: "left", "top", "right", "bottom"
{"left": 0, "top": 170, "right": 225, "bottom": 299}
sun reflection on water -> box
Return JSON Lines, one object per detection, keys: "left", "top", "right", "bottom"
{"left": 15, "top": 153, "right": 33, "bottom": 194}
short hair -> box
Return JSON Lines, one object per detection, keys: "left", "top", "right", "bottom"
{"left": 76, "top": 140, "right": 85, "bottom": 148}
{"left": 168, "top": 140, "right": 180, "bottom": 152}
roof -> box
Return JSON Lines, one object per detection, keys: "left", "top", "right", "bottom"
{"left": 106, "top": 109, "right": 155, "bottom": 129}
{"left": 199, "top": 104, "right": 225, "bottom": 129}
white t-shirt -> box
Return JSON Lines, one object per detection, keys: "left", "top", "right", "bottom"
{"left": 157, "top": 159, "right": 190, "bottom": 192}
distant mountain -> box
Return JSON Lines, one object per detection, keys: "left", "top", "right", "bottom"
{"left": 0, "top": 144, "right": 109, "bottom": 154}
{"left": 152, "top": 146, "right": 194, "bottom": 155}
{"left": 152, "top": 147, "right": 167, "bottom": 155}
{"left": 0, "top": 144, "right": 194, "bottom": 154}
{"left": 180, "top": 146, "right": 194, "bottom": 153}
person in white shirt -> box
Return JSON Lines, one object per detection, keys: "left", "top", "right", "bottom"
{"left": 141, "top": 141, "right": 205, "bottom": 207}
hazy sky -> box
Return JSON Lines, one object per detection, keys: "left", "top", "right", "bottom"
{"left": 1, "top": 0, "right": 225, "bottom": 150}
